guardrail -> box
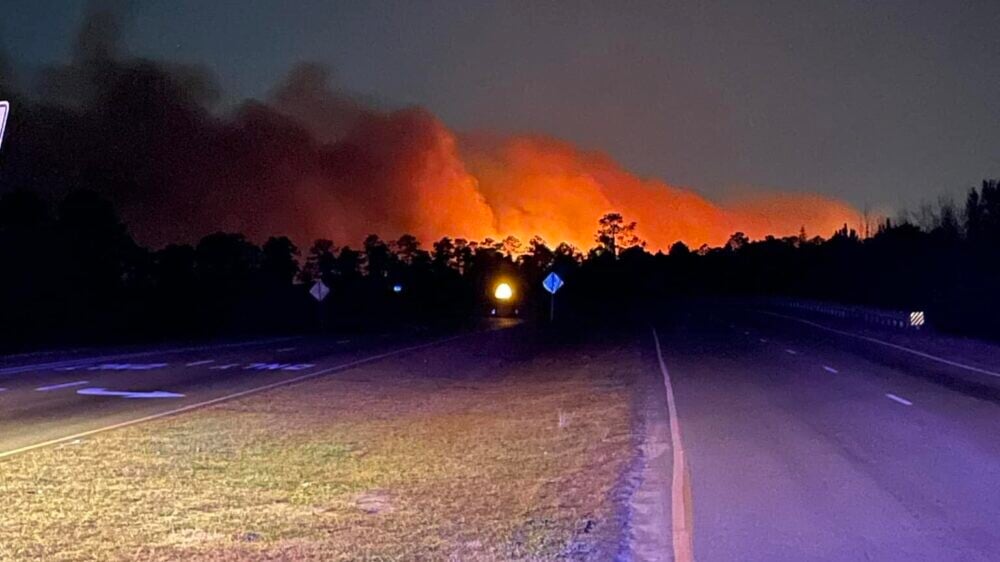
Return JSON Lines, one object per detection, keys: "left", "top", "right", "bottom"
{"left": 764, "top": 298, "right": 926, "bottom": 330}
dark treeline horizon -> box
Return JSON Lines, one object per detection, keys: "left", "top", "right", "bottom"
{"left": 2, "top": 179, "right": 1000, "bottom": 352}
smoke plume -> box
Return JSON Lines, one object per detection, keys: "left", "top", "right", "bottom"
{"left": 0, "top": 5, "right": 856, "bottom": 251}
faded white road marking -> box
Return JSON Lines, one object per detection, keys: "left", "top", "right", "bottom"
{"left": 785, "top": 349, "right": 798, "bottom": 355}
{"left": 185, "top": 359, "right": 215, "bottom": 367}
{"left": 0, "top": 334, "right": 463, "bottom": 461}
{"left": 78, "top": 388, "right": 185, "bottom": 399}
{"left": 652, "top": 328, "right": 695, "bottom": 562}
{"left": 276, "top": 347, "right": 296, "bottom": 352}
{"left": 36, "top": 380, "right": 90, "bottom": 391}
{"left": 0, "top": 336, "right": 298, "bottom": 376}
{"left": 336, "top": 339, "right": 351, "bottom": 344}
{"left": 823, "top": 365, "right": 839, "bottom": 373}
{"left": 209, "top": 363, "right": 240, "bottom": 370}
{"left": 759, "top": 338, "right": 768, "bottom": 343}
{"left": 760, "top": 310, "right": 1000, "bottom": 379}
{"left": 87, "top": 363, "right": 167, "bottom": 371}
{"left": 886, "top": 393, "right": 913, "bottom": 406}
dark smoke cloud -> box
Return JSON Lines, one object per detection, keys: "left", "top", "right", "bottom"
{"left": 0, "top": 4, "right": 855, "bottom": 251}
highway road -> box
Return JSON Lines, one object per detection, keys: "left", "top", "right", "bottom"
{"left": 653, "top": 307, "right": 1000, "bottom": 561}
{"left": 3, "top": 307, "right": 1000, "bottom": 561}
{"left": 0, "top": 330, "right": 460, "bottom": 457}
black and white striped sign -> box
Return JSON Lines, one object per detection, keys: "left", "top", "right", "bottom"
{"left": 909, "top": 311, "right": 925, "bottom": 327}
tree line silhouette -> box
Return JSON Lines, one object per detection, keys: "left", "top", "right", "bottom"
{"left": 1, "top": 180, "right": 998, "bottom": 351}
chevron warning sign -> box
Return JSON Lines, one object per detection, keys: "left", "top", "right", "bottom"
{"left": 909, "top": 311, "right": 925, "bottom": 327}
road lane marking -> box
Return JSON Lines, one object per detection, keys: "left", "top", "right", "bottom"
{"left": 336, "top": 339, "right": 351, "bottom": 344}
{"left": 36, "top": 380, "right": 90, "bottom": 391}
{"left": 823, "top": 366, "right": 839, "bottom": 374}
{"left": 209, "top": 363, "right": 240, "bottom": 370}
{"left": 0, "top": 334, "right": 463, "bottom": 461}
{"left": 0, "top": 336, "right": 298, "bottom": 376}
{"left": 651, "top": 328, "right": 695, "bottom": 562}
{"left": 78, "top": 388, "right": 185, "bottom": 399}
{"left": 87, "top": 363, "right": 167, "bottom": 371}
{"left": 744, "top": 331, "right": 750, "bottom": 335}
{"left": 759, "top": 338, "right": 768, "bottom": 343}
{"left": 276, "top": 347, "right": 296, "bottom": 352}
{"left": 785, "top": 349, "right": 798, "bottom": 355}
{"left": 759, "top": 310, "right": 1000, "bottom": 379}
{"left": 0, "top": 388, "right": 7, "bottom": 392}
{"left": 886, "top": 393, "right": 913, "bottom": 406}
{"left": 185, "top": 359, "right": 215, "bottom": 367}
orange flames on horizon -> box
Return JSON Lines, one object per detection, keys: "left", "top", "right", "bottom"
{"left": 302, "top": 108, "right": 856, "bottom": 252}
{"left": 216, "top": 108, "right": 856, "bottom": 252}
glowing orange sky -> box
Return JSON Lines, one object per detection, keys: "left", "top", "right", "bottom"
{"left": 322, "top": 109, "right": 858, "bottom": 251}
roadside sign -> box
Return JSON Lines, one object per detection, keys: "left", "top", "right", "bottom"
{"left": 309, "top": 280, "right": 330, "bottom": 302}
{"left": 0, "top": 101, "right": 9, "bottom": 150}
{"left": 542, "top": 272, "right": 564, "bottom": 322}
{"left": 542, "top": 272, "right": 564, "bottom": 294}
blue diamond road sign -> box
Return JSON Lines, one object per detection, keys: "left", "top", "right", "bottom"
{"left": 542, "top": 272, "right": 564, "bottom": 295}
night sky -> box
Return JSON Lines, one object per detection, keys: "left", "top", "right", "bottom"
{"left": 3, "top": 0, "right": 998, "bottom": 214}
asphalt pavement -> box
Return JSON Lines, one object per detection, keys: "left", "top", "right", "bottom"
{"left": 0, "top": 330, "right": 458, "bottom": 457}
{"left": 654, "top": 306, "right": 1000, "bottom": 561}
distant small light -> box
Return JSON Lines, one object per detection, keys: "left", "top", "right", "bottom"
{"left": 393, "top": 284, "right": 403, "bottom": 293}
{"left": 491, "top": 308, "right": 497, "bottom": 315}
{"left": 494, "top": 282, "right": 513, "bottom": 301}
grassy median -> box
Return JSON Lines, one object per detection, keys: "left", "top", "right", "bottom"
{"left": 0, "top": 337, "right": 640, "bottom": 560}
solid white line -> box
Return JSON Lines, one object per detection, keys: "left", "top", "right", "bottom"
{"left": 185, "top": 359, "right": 215, "bottom": 367}
{"left": 0, "top": 335, "right": 462, "bottom": 461}
{"left": 785, "top": 349, "right": 798, "bottom": 355}
{"left": 823, "top": 366, "right": 839, "bottom": 374}
{"left": 886, "top": 393, "right": 913, "bottom": 406}
{"left": 651, "top": 328, "right": 695, "bottom": 562}
{"left": 760, "top": 310, "right": 1000, "bottom": 379}
{"left": 36, "top": 380, "right": 90, "bottom": 391}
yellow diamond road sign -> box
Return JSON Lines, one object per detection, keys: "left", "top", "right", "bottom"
{"left": 0, "top": 101, "right": 8, "bottom": 150}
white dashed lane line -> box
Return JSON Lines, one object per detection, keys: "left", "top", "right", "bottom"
{"left": 185, "top": 359, "right": 215, "bottom": 367}
{"left": 785, "top": 349, "right": 799, "bottom": 355}
{"left": 759, "top": 338, "right": 768, "bottom": 343}
{"left": 276, "top": 347, "right": 296, "bottom": 352}
{"left": 209, "top": 363, "right": 240, "bottom": 370}
{"left": 36, "top": 380, "right": 90, "bottom": 392}
{"left": 823, "top": 366, "right": 839, "bottom": 374}
{"left": 886, "top": 393, "right": 914, "bottom": 406}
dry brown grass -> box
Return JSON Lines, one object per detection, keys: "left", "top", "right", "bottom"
{"left": 0, "top": 340, "right": 640, "bottom": 561}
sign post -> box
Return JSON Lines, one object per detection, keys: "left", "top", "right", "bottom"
{"left": 310, "top": 280, "right": 330, "bottom": 329}
{"left": 542, "top": 272, "right": 564, "bottom": 322}
{"left": 0, "top": 101, "right": 9, "bottom": 150}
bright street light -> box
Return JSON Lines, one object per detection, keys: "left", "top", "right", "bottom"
{"left": 494, "top": 282, "right": 513, "bottom": 301}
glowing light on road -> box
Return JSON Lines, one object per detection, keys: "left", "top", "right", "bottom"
{"left": 393, "top": 284, "right": 403, "bottom": 293}
{"left": 494, "top": 282, "right": 513, "bottom": 301}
